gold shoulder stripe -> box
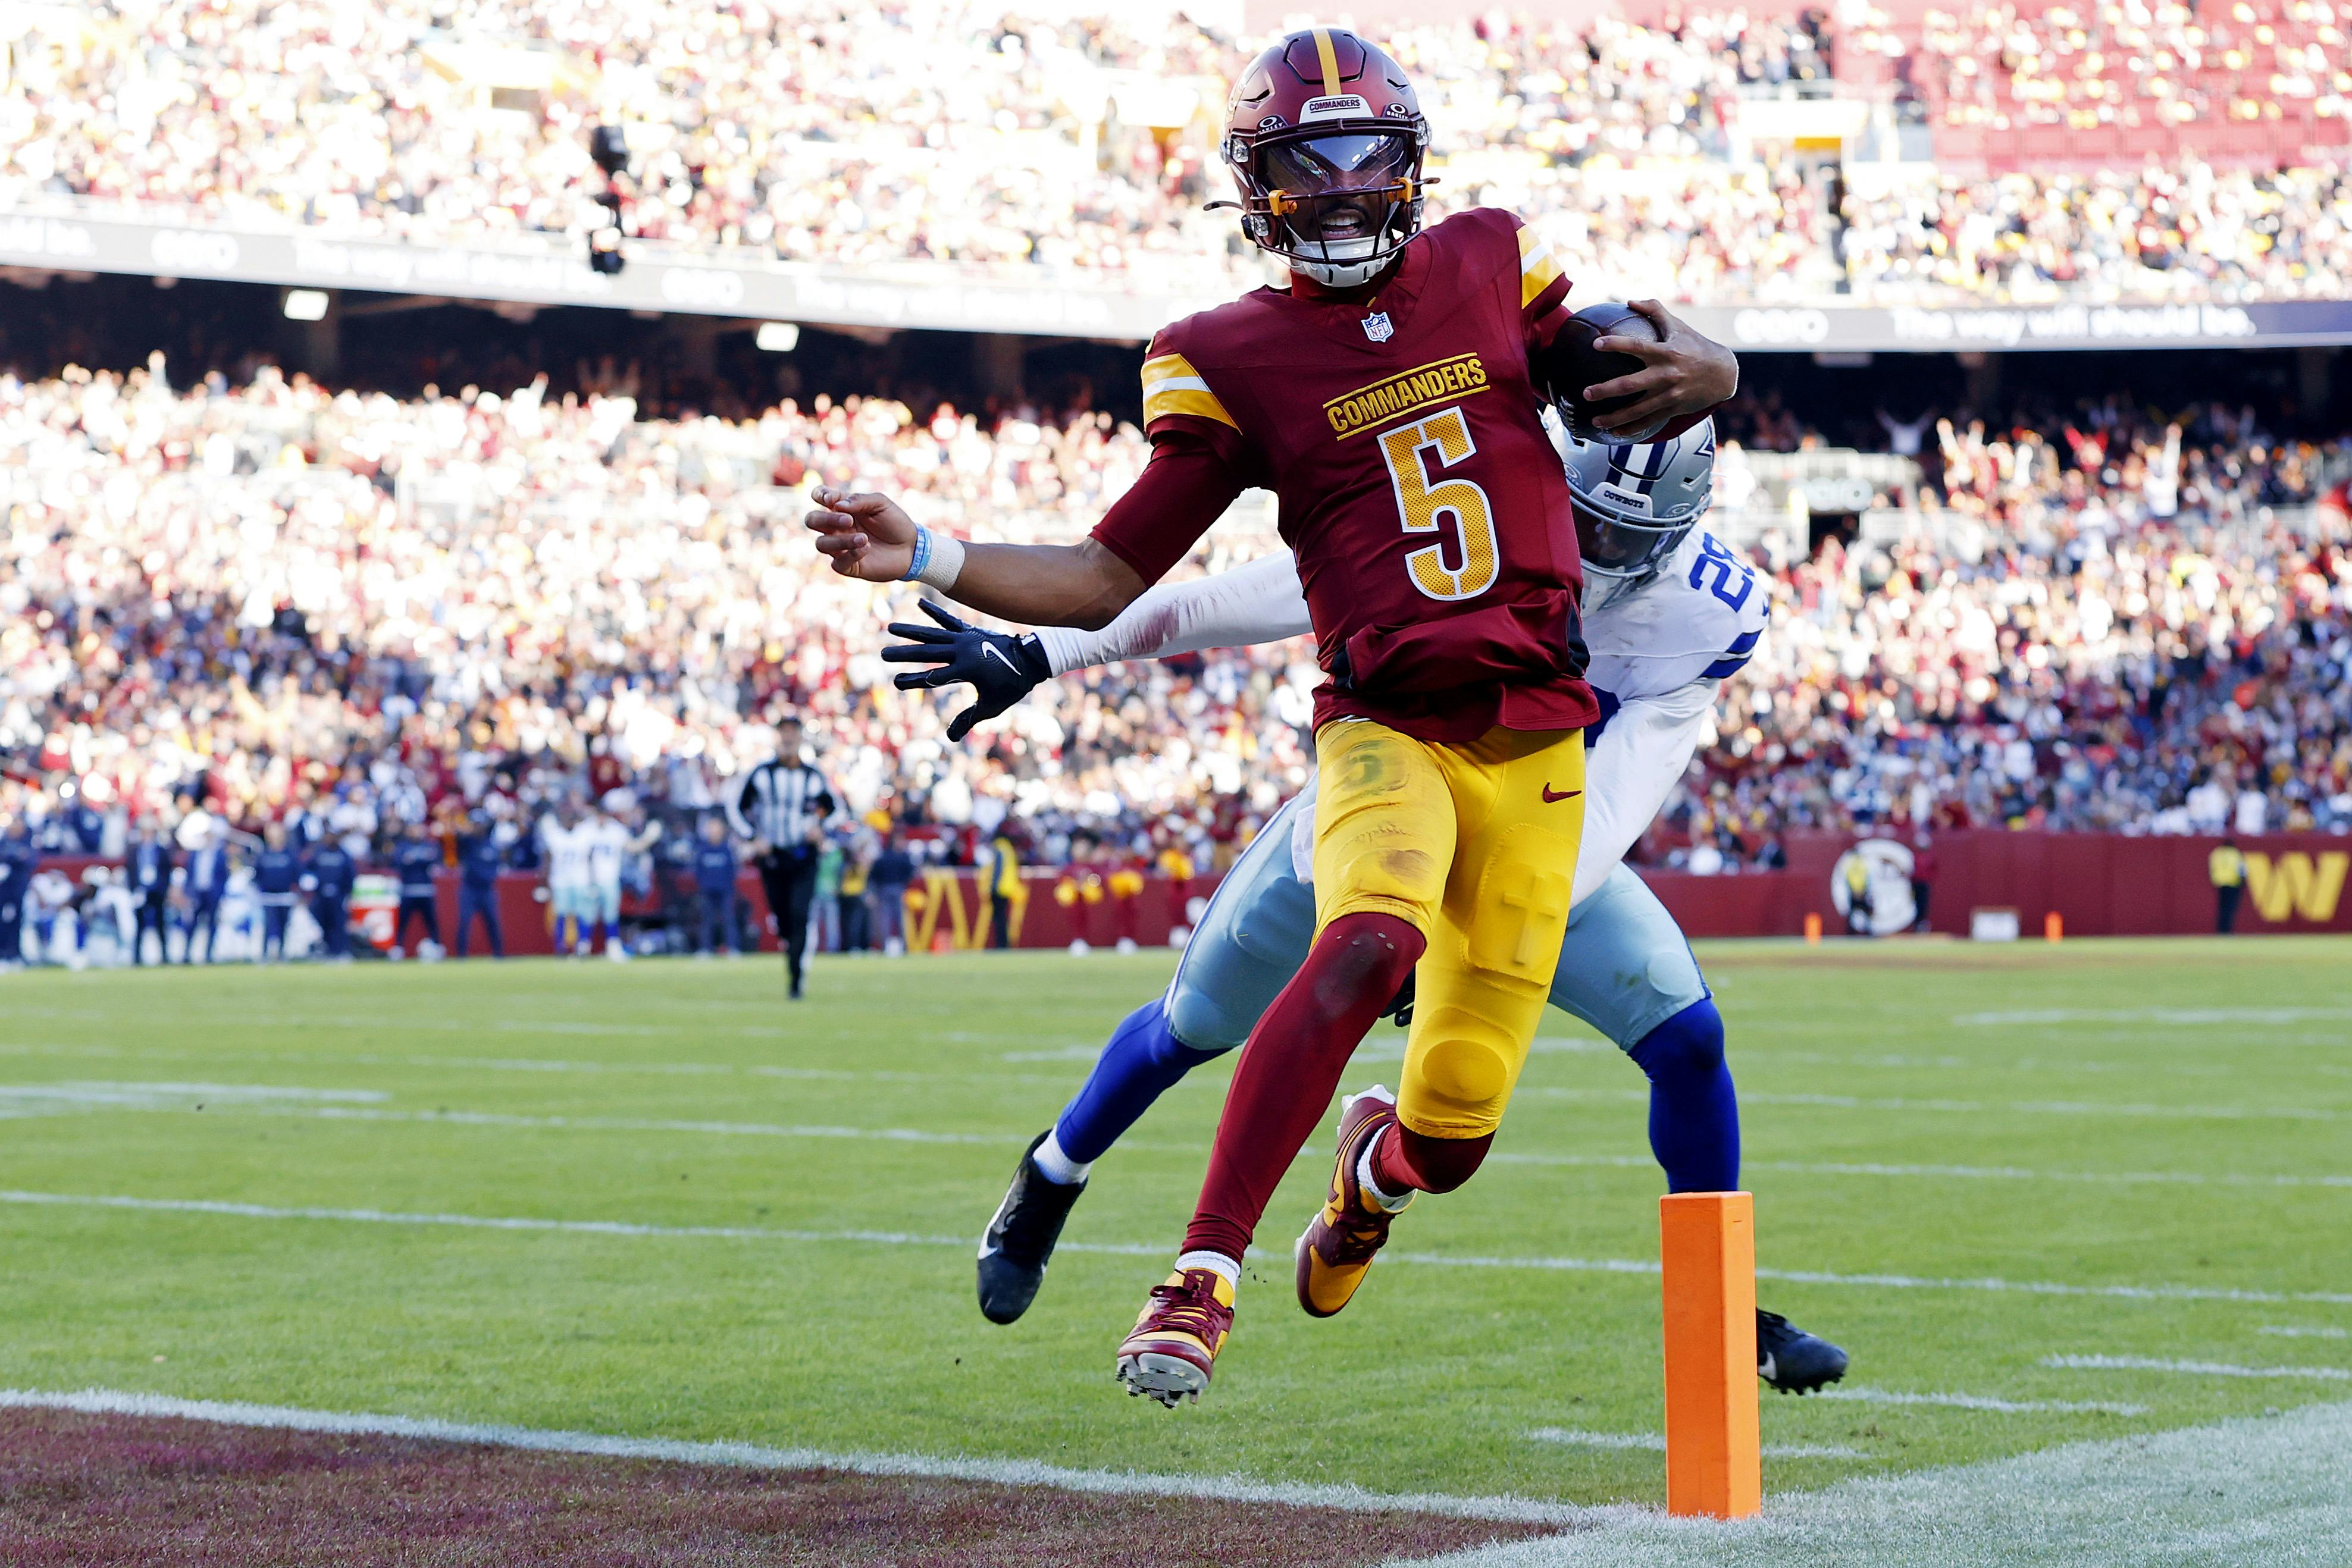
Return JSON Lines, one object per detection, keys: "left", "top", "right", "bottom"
{"left": 1141, "top": 352, "right": 1200, "bottom": 385}
{"left": 1518, "top": 231, "right": 1564, "bottom": 309}
{"left": 1144, "top": 385, "right": 1239, "bottom": 429}
{"left": 1310, "top": 26, "right": 1342, "bottom": 98}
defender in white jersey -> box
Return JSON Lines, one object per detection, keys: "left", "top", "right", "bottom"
{"left": 892, "top": 417, "right": 1846, "bottom": 1393}
{"left": 584, "top": 808, "right": 632, "bottom": 961}
{"left": 538, "top": 804, "right": 599, "bottom": 956}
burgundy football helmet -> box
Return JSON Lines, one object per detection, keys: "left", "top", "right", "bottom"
{"left": 1215, "top": 27, "right": 1431, "bottom": 288}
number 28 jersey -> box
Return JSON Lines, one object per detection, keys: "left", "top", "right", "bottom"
{"left": 1091, "top": 208, "right": 1598, "bottom": 744}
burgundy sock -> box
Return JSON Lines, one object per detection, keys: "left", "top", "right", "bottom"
{"left": 1180, "top": 912, "right": 1424, "bottom": 1262}
{"left": 1368, "top": 1123, "right": 1495, "bottom": 1196}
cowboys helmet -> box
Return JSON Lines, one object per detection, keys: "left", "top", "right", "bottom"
{"left": 1560, "top": 417, "right": 1718, "bottom": 611}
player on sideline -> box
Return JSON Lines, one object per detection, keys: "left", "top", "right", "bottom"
{"left": 538, "top": 799, "right": 597, "bottom": 957}
{"left": 893, "top": 418, "right": 1846, "bottom": 1395}
{"left": 585, "top": 801, "right": 631, "bottom": 961}
{"left": 812, "top": 26, "right": 1738, "bottom": 1406}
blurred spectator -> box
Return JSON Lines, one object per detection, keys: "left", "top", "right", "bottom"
{"left": 391, "top": 824, "right": 444, "bottom": 959}
{"left": 455, "top": 811, "right": 510, "bottom": 959}
{"left": 838, "top": 835, "right": 874, "bottom": 953}
{"left": 812, "top": 834, "right": 844, "bottom": 954}
{"left": 183, "top": 824, "right": 233, "bottom": 964}
{"left": 2210, "top": 836, "right": 2247, "bottom": 933}
{"left": 1909, "top": 832, "right": 1937, "bottom": 933}
{"left": 691, "top": 813, "right": 740, "bottom": 958}
{"left": 0, "top": 817, "right": 32, "bottom": 965}
{"left": 305, "top": 833, "right": 356, "bottom": 962}
{"left": 870, "top": 829, "right": 916, "bottom": 957}
{"left": 129, "top": 825, "right": 173, "bottom": 965}
{"left": 982, "top": 826, "right": 1021, "bottom": 950}
{"left": 253, "top": 823, "right": 300, "bottom": 961}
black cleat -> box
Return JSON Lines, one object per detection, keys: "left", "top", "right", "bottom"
{"left": 977, "top": 1131, "right": 1086, "bottom": 1325}
{"left": 1757, "top": 1309, "right": 1848, "bottom": 1394}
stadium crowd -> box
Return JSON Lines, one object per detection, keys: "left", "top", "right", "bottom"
{"left": 1684, "top": 400, "right": 2352, "bottom": 861}
{"left": 4, "top": 2, "right": 2348, "bottom": 303}
{"left": 1, "top": 350, "right": 2346, "bottom": 961}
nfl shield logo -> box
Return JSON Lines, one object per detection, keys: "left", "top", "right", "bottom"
{"left": 1361, "top": 311, "right": 1394, "bottom": 343}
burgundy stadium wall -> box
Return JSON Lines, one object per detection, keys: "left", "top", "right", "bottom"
{"left": 1631, "top": 832, "right": 2352, "bottom": 940}
{"left": 311, "top": 835, "right": 2352, "bottom": 952}
{"left": 50, "top": 835, "right": 2347, "bottom": 959}
{"left": 839, "top": 833, "right": 2346, "bottom": 948}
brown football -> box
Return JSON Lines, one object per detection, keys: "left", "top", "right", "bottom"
{"left": 1554, "top": 302, "right": 1667, "bottom": 443}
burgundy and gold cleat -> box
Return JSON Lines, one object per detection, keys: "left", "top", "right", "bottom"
{"left": 1114, "top": 1268, "right": 1235, "bottom": 1407}
{"left": 1294, "top": 1084, "right": 1410, "bottom": 1319}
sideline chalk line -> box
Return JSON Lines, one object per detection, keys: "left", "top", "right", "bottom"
{"left": 0, "top": 1387, "right": 1617, "bottom": 1527}
{"left": 6, "top": 1189, "right": 2347, "bottom": 1306}
{"left": 2042, "top": 1354, "right": 2352, "bottom": 1381}
{"left": 10, "top": 1085, "right": 2345, "bottom": 1191}
{"left": 1401, "top": 1398, "right": 2352, "bottom": 1567}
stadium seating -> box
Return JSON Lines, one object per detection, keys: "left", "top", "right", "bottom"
{"left": 1, "top": 2, "right": 2346, "bottom": 303}
{"left": 2, "top": 362, "right": 2345, "bottom": 874}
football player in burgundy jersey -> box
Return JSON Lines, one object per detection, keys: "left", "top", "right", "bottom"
{"left": 808, "top": 26, "right": 1738, "bottom": 1407}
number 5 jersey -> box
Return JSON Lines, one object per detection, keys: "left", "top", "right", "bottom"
{"left": 1089, "top": 208, "right": 1599, "bottom": 743}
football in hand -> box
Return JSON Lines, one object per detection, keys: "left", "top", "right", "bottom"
{"left": 1553, "top": 302, "right": 1668, "bottom": 444}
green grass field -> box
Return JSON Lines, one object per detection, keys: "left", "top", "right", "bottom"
{"left": 1, "top": 938, "right": 2347, "bottom": 1513}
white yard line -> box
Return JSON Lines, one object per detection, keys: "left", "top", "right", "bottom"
{"left": 2259, "top": 1325, "right": 2350, "bottom": 1340}
{"left": 1528, "top": 1429, "right": 1868, "bottom": 1460}
{"left": 2041, "top": 1354, "right": 2352, "bottom": 1381}
{"left": 0, "top": 1040, "right": 1117, "bottom": 1091}
{"left": 1401, "top": 1400, "right": 2352, "bottom": 1568}
{"left": 0, "top": 1387, "right": 1614, "bottom": 1527}
{"left": 1957, "top": 1007, "right": 2352, "bottom": 1028}
{"left": 8, "top": 1075, "right": 2347, "bottom": 1190}
{"left": 1519, "top": 1087, "right": 2348, "bottom": 1122}
{"left": 5, "top": 1189, "right": 2346, "bottom": 1305}
{"left": 12, "top": 1082, "right": 2348, "bottom": 1188}
{"left": 278, "top": 1107, "right": 1023, "bottom": 1145}
{"left": 1490, "top": 1153, "right": 2352, "bottom": 1190}
{"left": 1811, "top": 1387, "right": 2149, "bottom": 1416}
{"left": 0, "top": 1082, "right": 388, "bottom": 1106}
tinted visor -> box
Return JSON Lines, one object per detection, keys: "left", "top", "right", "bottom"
{"left": 1575, "top": 504, "right": 1683, "bottom": 576}
{"left": 1258, "top": 131, "right": 1416, "bottom": 199}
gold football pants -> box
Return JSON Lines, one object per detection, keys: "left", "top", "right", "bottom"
{"left": 1311, "top": 720, "right": 1586, "bottom": 1139}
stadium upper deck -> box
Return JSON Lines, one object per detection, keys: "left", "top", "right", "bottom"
{"left": 2, "top": 1, "right": 2348, "bottom": 348}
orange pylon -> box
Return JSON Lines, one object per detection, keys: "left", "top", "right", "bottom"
{"left": 1660, "top": 1193, "right": 1762, "bottom": 1519}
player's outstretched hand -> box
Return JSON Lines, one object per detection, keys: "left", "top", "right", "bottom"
{"left": 881, "top": 600, "right": 1053, "bottom": 742}
{"left": 806, "top": 485, "right": 918, "bottom": 581}
{"left": 1582, "top": 300, "right": 1739, "bottom": 437}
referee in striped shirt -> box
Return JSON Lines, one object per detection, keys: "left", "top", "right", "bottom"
{"left": 734, "top": 715, "right": 837, "bottom": 999}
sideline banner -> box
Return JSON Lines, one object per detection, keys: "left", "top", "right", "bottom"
{"left": 1640, "top": 831, "right": 2352, "bottom": 939}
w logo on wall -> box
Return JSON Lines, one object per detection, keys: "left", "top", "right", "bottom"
{"left": 2243, "top": 852, "right": 2349, "bottom": 923}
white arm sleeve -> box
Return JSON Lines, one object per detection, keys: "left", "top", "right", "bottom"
{"left": 1570, "top": 678, "right": 1721, "bottom": 908}
{"left": 1032, "top": 553, "right": 1312, "bottom": 676}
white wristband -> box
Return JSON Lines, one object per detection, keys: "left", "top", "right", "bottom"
{"left": 907, "top": 526, "right": 966, "bottom": 592}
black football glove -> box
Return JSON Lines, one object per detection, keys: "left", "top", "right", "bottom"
{"left": 1382, "top": 969, "right": 1415, "bottom": 1029}
{"left": 881, "top": 600, "right": 1053, "bottom": 742}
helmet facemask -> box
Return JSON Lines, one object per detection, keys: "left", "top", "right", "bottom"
{"left": 1235, "top": 128, "right": 1424, "bottom": 287}
{"left": 1555, "top": 416, "right": 1719, "bottom": 611}
{"left": 1575, "top": 503, "right": 1693, "bottom": 612}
